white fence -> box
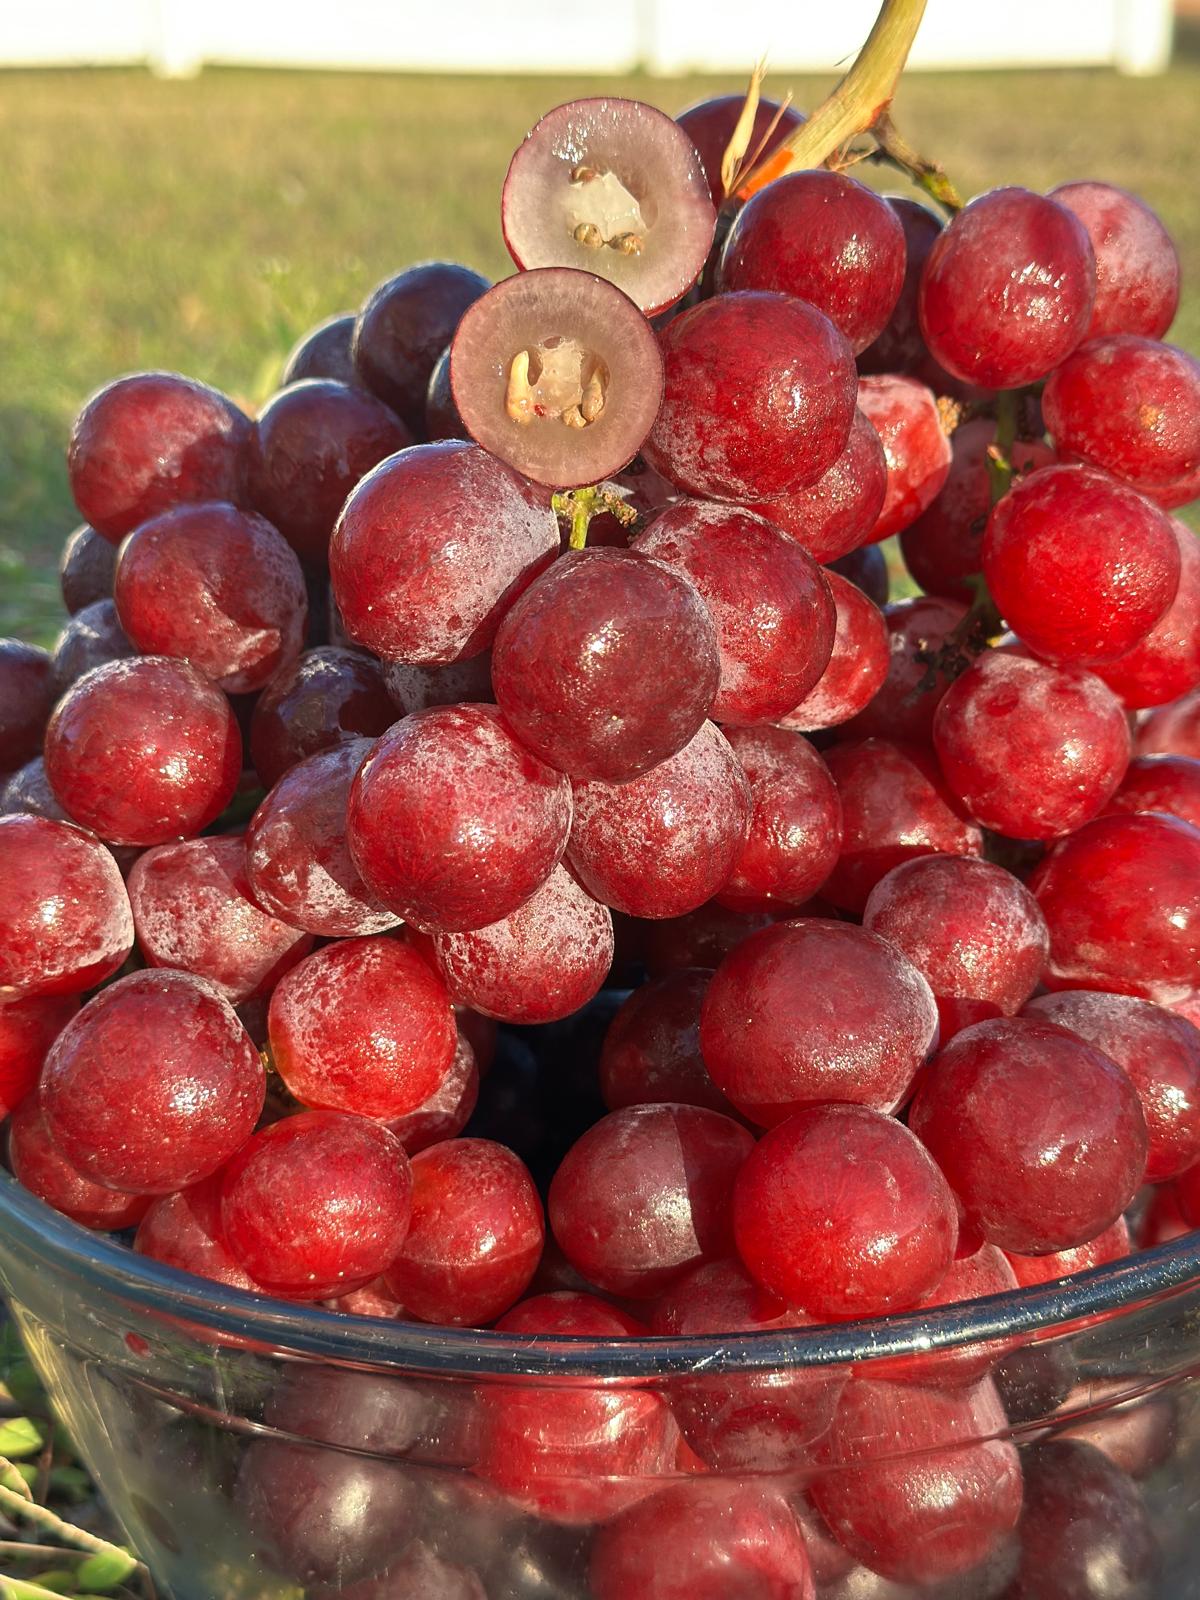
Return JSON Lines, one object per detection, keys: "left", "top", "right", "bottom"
{"left": 0, "top": 0, "right": 1175, "bottom": 77}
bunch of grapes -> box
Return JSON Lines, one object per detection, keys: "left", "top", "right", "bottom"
{"left": 1, "top": 82, "right": 1199, "bottom": 1599}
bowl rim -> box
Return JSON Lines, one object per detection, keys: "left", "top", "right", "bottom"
{"left": 1, "top": 1172, "right": 1197, "bottom": 1378}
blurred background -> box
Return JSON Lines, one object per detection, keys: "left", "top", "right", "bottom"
{"left": 2, "top": 0, "right": 1198, "bottom": 643}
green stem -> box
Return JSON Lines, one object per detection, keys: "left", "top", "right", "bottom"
{"left": 1, "top": 1581, "right": 79, "bottom": 1599}
{"left": 0, "top": 1480, "right": 138, "bottom": 1572}
{"left": 737, "top": 0, "right": 928, "bottom": 196}
{"left": 550, "top": 485, "right": 639, "bottom": 552}
{"left": 872, "top": 112, "right": 964, "bottom": 213}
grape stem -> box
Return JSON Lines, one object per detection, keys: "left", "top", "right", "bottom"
{"left": 871, "top": 113, "right": 964, "bottom": 213}
{"left": 735, "top": 0, "right": 929, "bottom": 198}
{"left": 986, "top": 389, "right": 1020, "bottom": 505}
{"left": 551, "top": 485, "right": 640, "bottom": 551}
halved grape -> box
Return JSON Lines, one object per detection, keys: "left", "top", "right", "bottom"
{"left": 450, "top": 269, "right": 663, "bottom": 488}
{"left": 502, "top": 99, "right": 715, "bottom": 317}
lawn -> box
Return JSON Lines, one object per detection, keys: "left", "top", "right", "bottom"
{"left": 2, "top": 47, "right": 1200, "bottom": 645}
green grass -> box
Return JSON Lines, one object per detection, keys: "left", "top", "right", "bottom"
{"left": 3, "top": 52, "right": 1200, "bottom": 644}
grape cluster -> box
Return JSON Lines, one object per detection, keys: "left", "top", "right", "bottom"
{"left": 2, "top": 86, "right": 1199, "bottom": 1598}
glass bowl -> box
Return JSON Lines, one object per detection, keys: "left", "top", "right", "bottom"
{"left": 0, "top": 1170, "right": 1198, "bottom": 1599}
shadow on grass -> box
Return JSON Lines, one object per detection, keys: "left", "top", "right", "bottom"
{"left": 0, "top": 403, "right": 75, "bottom": 646}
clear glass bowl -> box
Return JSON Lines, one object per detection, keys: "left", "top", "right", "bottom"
{"left": 1, "top": 1170, "right": 1198, "bottom": 1599}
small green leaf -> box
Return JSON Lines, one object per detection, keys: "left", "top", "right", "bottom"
{"left": 75, "top": 1548, "right": 138, "bottom": 1592}
{"left": 0, "top": 1416, "right": 47, "bottom": 1459}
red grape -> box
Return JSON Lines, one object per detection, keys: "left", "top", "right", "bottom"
{"left": 51, "top": 600, "right": 134, "bottom": 694}
{"left": 68, "top": 371, "right": 252, "bottom": 542}
{"left": 423, "top": 345, "right": 467, "bottom": 441}
{"left": 716, "top": 727, "right": 842, "bottom": 911}
{"left": 249, "top": 379, "right": 411, "bottom": 566}
{"left": 1105, "top": 752, "right": 1200, "bottom": 831}
{"left": 909, "top": 1016, "right": 1148, "bottom": 1254}
{"left": 269, "top": 936, "right": 455, "bottom": 1120}
{"left": 478, "top": 1291, "right": 672, "bottom": 1526}
{"left": 918, "top": 187, "right": 1095, "bottom": 389}
{"left": 934, "top": 650, "right": 1131, "bottom": 839}
{"left": 1042, "top": 334, "right": 1200, "bottom": 494}
{"left": 549, "top": 1103, "right": 754, "bottom": 1298}
{"left": 501, "top": 98, "right": 715, "bottom": 316}
{"left": 354, "top": 262, "right": 489, "bottom": 431}
{"left": 10, "top": 1097, "right": 150, "bottom": 1231}
{"left": 0, "top": 640, "right": 55, "bottom": 772}
{"left": 134, "top": 1171, "right": 259, "bottom": 1291}
{"left": 249, "top": 646, "right": 395, "bottom": 789}
{"left": 877, "top": 1243, "right": 1020, "bottom": 1389}
{"left": 1004, "top": 1440, "right": 1158, "bottom": 1600}
{"left": 1004, "top": 1215, "right": 1131, "bottom": 1288}
{"left": 1050, "top": 180, "right": 1180, "bottom": 339}
{"left": 0, "top": 993, "right": 77, "bottom": 1119}
{"left": 348, "top": 704, "right": 571, "bottom": 932}
{"left": 734, "top": 1102, "right": 958, "bottom": 1317}
{"left": 383, "top": 1138, "right": 543, "bottom": 1325}
{"left": 983, "top": 463, "right": 1180, "bottom": 665}
{"left": 42, "top": 969, "right": 264, "bottom": 1194}
{"left": 900, "top": 421, "right": 1055, "bottom": 603}
{"left": 639, "top": 900, "right": 775, "bottom": 978}
{"left": 1, "top": 759, "right": 73, "bottom": 827}
{"left": 1093, "top": 518, "right": 1200, "bottom": 708}
{"left": 750, "top": 407, "right": 888, "bottom": 563}
{"left": 778, "top": 568, "right": 889, "bottom": 731}
{"left": 128, "top": 835, "right": 312, "bottom": 1002}
{"left": 599, "top": 969, "right": 737, "bottom": 1116}
{"left": 701, "top": 917, "right": 937, "bottom": 1124}
{"left": 856, "top": 373, "right": 953, "bottom": 540}
{"left": 642, "top": 291, "right": 857, "bottom": 501}
{"left": 492, "top": 546, "right": 719, "bottom": 782}
{"left": 428, "top": 864, "right": 613, "bottom": 1024}
{"left": 114, "top": 501, "right": 307, "bottom": 693}
{"left": 1136, "top": 686, "right": 1200, "bottom": 759}
{"left": 329, "top": 440, "right": 558, "bottom": 664}
{"left": 649, "top": 1259, "right": 836, "bottom": 1474}
{"left": 60, "top": 523, "right": 117, "bottom": 615}
{"left": 383, "top": 653, "right": 494, "bottom": 718}
{"left": 1024, "top": 990, "right": 1200, "bottom": 1182}
{"left": 452, "top": 268, "right": 665, "bottom": 487}
{"left": 633, "top": 503, "right": 835, "bottom": 724}
{"left": 282, "top": 312, "right": 357, "bottom": 387}
{"left": 858, "top": 195, "right": 949, "bottom": 383}
{"left": 718, "top": 169, "right": 906, "bottom": 352}
{"left": 1032, "top": 812, "right": 1200, "bottom": 1007}
{"left": 566, "top": 722, "right": 751, "bottom": 919}
{"left": 675, "top": 92, "right": 804, "bottom": 206}
{"left": 829, "top": 543, "right": 889, "bottom": 605}
{"left": 245, "top": 741, "right": 399, "bottom": 938}
{"left": 811, "top": 1378, "right": 1023, "bottom": 1587}
{"left": 863, "top": 856, "right": 1049, "bottom": 1034}
{"left": 388, "top": 1027, "right": 480, "bottom": 1154}
{"left": 842, "top": 595, "right": 969, "bottom": 745}
{"left": 44, "top": 656, "right": 241, "bottom": 846}
{"left": 822, "top": 737, "right": 982, "bottom": 913}
{"left": 591, "top": 1480, "right": 816, "bottom": 1600}
{"left": 0, "top": 815, "right": 133, "bottom": 998}
{"left": 238, "top": 1435, "right": 419, "bottom": 1589}
{"left": 221, "top": 1110, "right": 412, "bottom": 1299}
